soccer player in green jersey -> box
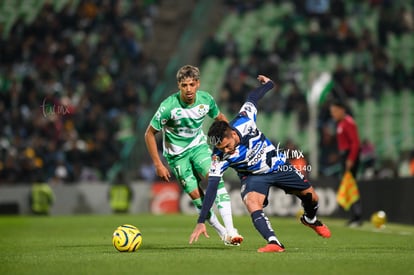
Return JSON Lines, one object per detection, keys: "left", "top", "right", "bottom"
{"left": 144, "top": 65, "right": 243, "bottom": 246}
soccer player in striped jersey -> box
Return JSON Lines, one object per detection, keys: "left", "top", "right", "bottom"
{"left": 189, "top": 75, "right": 331, "bottom": 252}
{"left": 145, "top": 65, "right": 243, "bottom": 246}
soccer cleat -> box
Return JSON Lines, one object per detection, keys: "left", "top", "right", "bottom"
{"left": 300, "top": 215, "right": 331, "bottom": 238}
{"left": 230, "top": 234, "right": 244, "bottom": 245}
{"left": 257, "top": 243, "right": 285, "bottom": 253}
{"left": 223, "top": 233, "right": 244, "bottom": 246}
{"left": 347, "top": 218, "right": 363, "bottom": 228}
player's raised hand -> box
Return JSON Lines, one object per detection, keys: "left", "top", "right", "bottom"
{"left": 257, "top": 75, "right": 271, "bottom": 84}
{"left": 189, "top": 223, "right": 209, "bottom": 244}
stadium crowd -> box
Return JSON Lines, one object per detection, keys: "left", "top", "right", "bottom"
{"left": 199, "top": 0, "right": 414, "bottom": 178}
{"left": 0, "top": 0, "right": 159, "bottom": 184}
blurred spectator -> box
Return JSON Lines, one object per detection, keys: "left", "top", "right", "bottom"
{"left": 139, "top": 156, "right": 157, "bottom": 183}
{"left": 376, "top": 158, "right": 398, "bottom": 179}
{"left": 251, "top": 37, "right": 267, "bottom": 61}
{"left": 305, "top": 0, "right": 330, "bottom": 15}
{"left": 318, "top": 124, "right": 341, "bottom": 177}
{"left": 284, "top": 81, "right": 308, "bottom": 130}
{"left": 200, "top": 33, "right": 223, "bottom": 62}
{"left": 222, "top": 76, "right": 250, "bottom": 114}
{"left": 409, "top": 67, "right": 414, "bottom": 90}
{"left": 330, "top": 0, "right": 346, "bottom": 19}
{"left": 399, "top": 6, "right": 414, "bottom": 31}
{"left": 109, "top": 172, "right": 133, "bottom": 214}
{"left": 391, "top": 62, "right": 409, "bottom": 91}
{"left": 222, "top": 33, "right": 240, "bottom": 59}
{"left": 276, "top": 26, "right": 300, "bottom": 60}
{"left": 29, "top": 172, "right": 55, "bottom": 215}
{"left": 243, "top": 55, "right": 262, "bottom": 80}
{"left": 377, "top": 7, "right": 393, "bottom": 46}
{"left": 0, "top": 1, "right": 159, "bottom": 184}
{"left": 398, "top": 150, "right": 413, "bottom": 178}
{"left": 360, "top": 138, "right": 376, "bottom": 179}
{"left": 355, "top": 67, "right": 374, "bottom": 102}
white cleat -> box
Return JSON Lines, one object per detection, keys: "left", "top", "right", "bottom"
{"left": 222, "top": 230, "right": 244, "bottom": 246}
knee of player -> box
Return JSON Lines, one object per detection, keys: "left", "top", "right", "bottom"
{"left": 243, "top": 192, "right": 264, "bottom": 208}
{"left": 188, "top": 188, "right": 202, "bottom": 200}
{"left": 298, "top": 189, "right": 319, "bottom": 203}
{"left": 308, "top": 188, "right": 319, "bottom": 202}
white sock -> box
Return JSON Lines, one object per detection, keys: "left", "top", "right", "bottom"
{"left": 268, "top": 236, "right": 283, "bottom": 246}
{"left": 216, "top": 186, "right": 237, "bottom": 235}
{"left": 304, "top": 215, "right": 317, "bottom": 224}
{"left": 207, "top": 211, "right": 227, "bottom": 238}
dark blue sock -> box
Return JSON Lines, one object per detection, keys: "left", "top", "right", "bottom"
{"left": 251, "top": 210, "right": 276, "bottom": 242}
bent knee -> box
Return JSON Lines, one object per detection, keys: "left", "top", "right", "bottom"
{"left": 243, "top": 192, "right": 266, "bottom": 212}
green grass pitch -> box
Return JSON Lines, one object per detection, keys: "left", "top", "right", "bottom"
{"left": 0, "top": 214, "right": 413, "bottom": 275}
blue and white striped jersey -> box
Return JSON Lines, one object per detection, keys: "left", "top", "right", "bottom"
{"left": 209, "top": 101, "right": 287, "bottom": 179}
{"left": 198, "top": 80, "right": 284, "bottom": 224}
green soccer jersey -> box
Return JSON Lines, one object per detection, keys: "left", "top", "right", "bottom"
{"left": 150, "top": 90, "right": 220, "bottom": 158}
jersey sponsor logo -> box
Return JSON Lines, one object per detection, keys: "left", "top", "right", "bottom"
{"left": 246, "top": 142, "right": 263, "bottom": 160}
{"left": 209, "top": 155, "right": 221, "bottom": 176}
{"left": 176, "top": 127, "right": 199, "bottom": 135}
{"left": 198, "top": 105, "right": 208, "bottom": 116}
{"left": 173, "top": 108, "right": 182, "bottom": 119}
{"left": 248, "top": 146, "right": 267, "bottom": 166}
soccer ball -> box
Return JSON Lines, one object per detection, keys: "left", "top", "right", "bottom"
{"left": 370, "top": 211, "right": 387, "bottom": 228}
{"left": 112, "top": 224, "right": 143, "bottom": 252}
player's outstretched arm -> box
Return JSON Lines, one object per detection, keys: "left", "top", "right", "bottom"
{"left": 189, "top": 223, "right": 209, "bottom": 244}
{"left": 246, "top": 75, "right": 275, "bottom": 107}
{"left": 189, "top": 177, "right": 221, "bottom": 244}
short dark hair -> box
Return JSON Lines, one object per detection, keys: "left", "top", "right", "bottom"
{"left": 330, "top": 99, "right": 347, "bottom": 109}
{"left": 330, "top": 99, "right": 354, "bottom": 116}
{"left": 176, "top": 65, "right": 200, "bottom": 83}
{"left": 208, "top": 121, "right": 231, "bottom": 146}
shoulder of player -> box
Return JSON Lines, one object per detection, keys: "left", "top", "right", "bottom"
{"left": 197, "top": 90, "right": 215, "bottom": 100}
{"left": 344, "top": 115, "right": 357, "bottom": 126}
{"left": 159, "top": 92, "right": 180, "bottom": 106}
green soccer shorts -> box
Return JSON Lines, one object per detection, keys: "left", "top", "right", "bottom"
{"left": 166, "top": 143, "right": 225, "bottom": 194}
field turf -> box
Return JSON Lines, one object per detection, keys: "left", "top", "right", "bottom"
{"left": 0, "top": 214, "right": 413, "bottom": 275}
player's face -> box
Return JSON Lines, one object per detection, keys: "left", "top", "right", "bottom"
{"left": 330, "top": 105, "right": 345, "bottom": 122}
{"left": 216, "top": 131, "right": 239, "bottom": 154}
{"left": 178, "top": 77, "right": 200, "bottom": 104}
